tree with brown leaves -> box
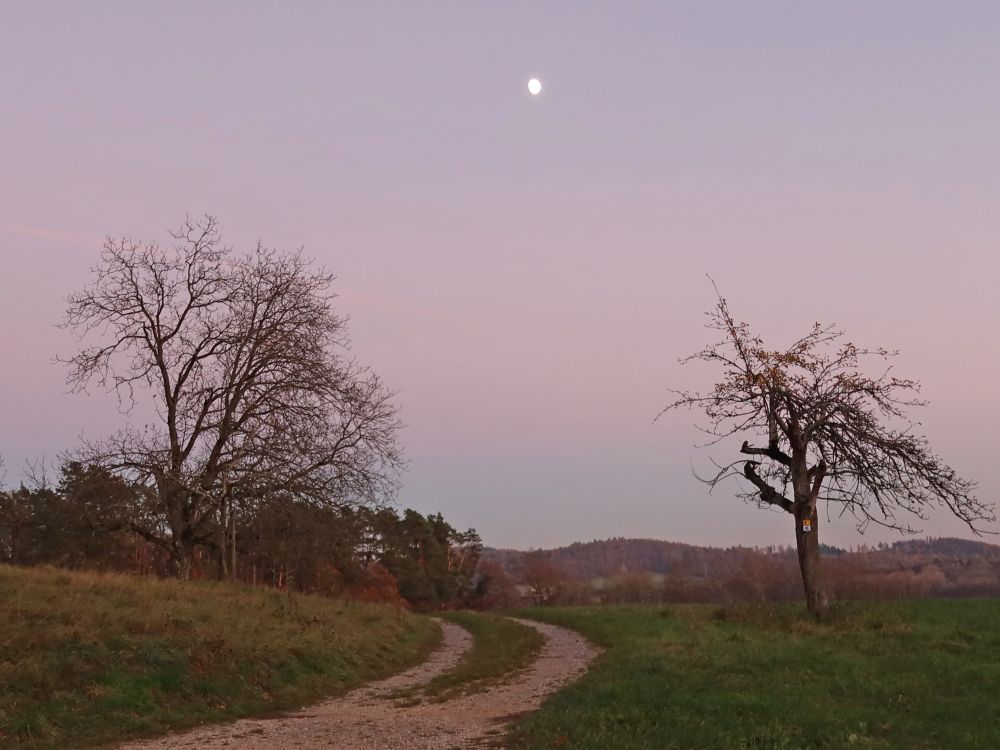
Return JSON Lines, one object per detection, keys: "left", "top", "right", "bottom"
{"left": 660, "top": 289, "right": 994, "bottom": 614}
{"left": 61, "top": 216, "right": 402, "bottom": 579}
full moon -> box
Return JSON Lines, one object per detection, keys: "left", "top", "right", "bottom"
{"left": 527, "top": 78, "right": 542, "bottom": 95}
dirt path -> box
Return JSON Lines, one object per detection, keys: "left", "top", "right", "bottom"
{"left": 118, "top": 617, "right": 597, "bottom": 750}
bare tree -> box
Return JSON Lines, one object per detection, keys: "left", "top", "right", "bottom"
{"left": 659, "top": 288, "right": 994, "bottom": 614}
{"left": 61, "top": 216, "right": 402, "bottom": 579}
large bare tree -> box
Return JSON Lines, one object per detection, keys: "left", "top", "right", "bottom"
{"left": 62, "top": 216, "right": 402, "bottom": 579}
{"left": 660, "top": 289, "right": 994, "bottom": 614}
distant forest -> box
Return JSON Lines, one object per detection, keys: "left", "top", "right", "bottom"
{"left": 484, "top": 537, "right": 1000, "bottom": 606}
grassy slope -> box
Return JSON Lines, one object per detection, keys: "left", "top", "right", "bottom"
{"left": 510, "top": 600, "right": 1000, "bottom": 750}
{"left": 0, "top": 564, "right": 439, "bottom": 749}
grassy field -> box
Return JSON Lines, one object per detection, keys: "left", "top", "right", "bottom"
{"left": 509, "top": 599, "right": 1000, "bottom": 750}
{"left": 0, "top": 564, "right": 439, "bottom": 749}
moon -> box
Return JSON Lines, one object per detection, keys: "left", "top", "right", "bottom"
{"left": 527, "top": 78, "right": 542, "bottom": 96}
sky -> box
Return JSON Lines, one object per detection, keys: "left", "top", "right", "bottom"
{"left": 2, "top": 2, "right": 999, "bottom": 551}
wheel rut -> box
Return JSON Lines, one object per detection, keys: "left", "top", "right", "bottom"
{"left": 118, "top": 616, "right": 598, "bottom": 749}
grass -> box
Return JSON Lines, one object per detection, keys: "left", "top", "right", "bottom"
{"left": 395, "top": 611, "right": 545, "bottom": 702}
{"left": 508, "top": 599, "right": 1000, "bottom": 750}
{"left": 0, "top": 564, "right": 440, "bottom": 749}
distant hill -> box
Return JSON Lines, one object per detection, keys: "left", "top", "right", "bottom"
{"left": 484, "top": 536, "right": 1000, "bottom": 602}
{"left": 487, "top": 537, "right": 768, "bottom": 580}
{"left": 887, "top": 537, "right": 1000, "bottom": 558}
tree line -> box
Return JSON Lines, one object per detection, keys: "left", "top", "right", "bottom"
{"left": 0, "top": 460, "right": 483, "bottom": 610}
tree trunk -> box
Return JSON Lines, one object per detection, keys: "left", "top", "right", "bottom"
{"left": 217, "top": 502, "right": 229, "bottom": 580}
{"left": 228, "top": 506, "right": 236, "bottom": 579}
{"left": 173, "top": 545, "right": 194, "bottom": 580}
{"left": 793, "top": 505, "right": 829, "bottom": 616}
{"left": 216, "top": 498, "right": 239, "bottom": 581}
{"left": 170, "top": 525, "right": 197, "bottom": 580}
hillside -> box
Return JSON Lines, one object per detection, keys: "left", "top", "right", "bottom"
{"left": 488, "top": 537, "right": 759, "bottom": 580}
{"left": 486, "top": 536, "right": 1000, "bottom": 601}
{"left": 0, "top": 565, "right": 439, "bottom": 749}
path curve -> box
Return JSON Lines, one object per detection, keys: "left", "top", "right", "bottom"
{"left": 118, "top": 616, "right": 597, "bottom": 750}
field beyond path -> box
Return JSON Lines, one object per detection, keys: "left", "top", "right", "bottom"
{"left": 119, "top": 617, "right": 598, "bottom": 750}
{"left": 508, "top": 601, "right": 1000, "bottom": 750}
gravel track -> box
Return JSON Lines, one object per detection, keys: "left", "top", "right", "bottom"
{"left": 117, "top": 616, "right": 597, "bottom": 750}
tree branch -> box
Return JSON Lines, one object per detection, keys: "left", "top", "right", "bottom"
{"left": 743, "top": 462, "right": 794, "bottom": 513}
{"left": 740, "top": 440, "right": 791, "bottom": 466}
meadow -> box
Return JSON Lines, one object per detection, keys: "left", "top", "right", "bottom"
{"left": 0, "top": 564, "right": 439, "bottom": 749}
{"left": 508, "top": 599, "right": 1000, "bottom": 750}
{"left": 6, "top": 561, "right": 1000, "bottom": 750}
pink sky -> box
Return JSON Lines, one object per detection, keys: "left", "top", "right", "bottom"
{"left": 2, "top": 2, "right": 998, "bottom": 550}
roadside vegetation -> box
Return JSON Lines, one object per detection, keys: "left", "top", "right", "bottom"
{"left": 509, "top": 600, "right": 1000, "bottom": 750}
{"left": 0, "top": 564, "right": 440, "bottom": 749}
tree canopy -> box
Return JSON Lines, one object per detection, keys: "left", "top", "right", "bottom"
{"left": 660, "top": 288, "right": 995, "bottom": 613}
{"left": 61, "top": 216, "right": 402, "bottom": 577}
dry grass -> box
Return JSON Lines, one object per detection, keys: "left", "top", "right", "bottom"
{"left": 0, "top": 564, "right": 439, "bottom": 749}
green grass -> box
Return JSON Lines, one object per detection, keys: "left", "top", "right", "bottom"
{"left": 0, "top": 564, "right": 440, "bottom": 749}
{"left": 397, "top": 611, "right": 545, "bottom": 702}
{"left": 508, "top": 600, "right": 1000, "bottom": 750}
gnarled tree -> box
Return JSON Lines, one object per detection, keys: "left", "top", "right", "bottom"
{"left": 660, "top": 290, "right": 994, "bottom": 614}
{"left": 62, "top": 216, "right": 402, "bottom": 579}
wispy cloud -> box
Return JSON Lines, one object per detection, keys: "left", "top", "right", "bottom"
{"left": 0, "top": 222, "right": 101, "bottom": 247}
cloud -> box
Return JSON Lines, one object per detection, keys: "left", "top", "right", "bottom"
{"left": 0, "top": 222, "right": 100, "bottom": 247}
